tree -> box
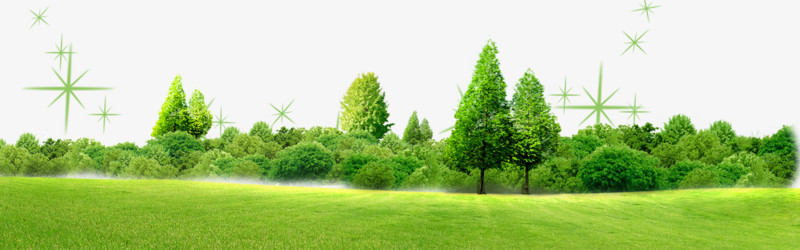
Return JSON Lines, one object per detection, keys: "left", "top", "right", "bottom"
{"left": 402, "top": 111, "right": 422, "bottom": 145}
{"left": 187, "top": 90, "right": 213, "bottom": 138}
{"left": 249, "top": 121, "right": 274, "bottom": 143}
{"left": 659, "top": 114, "right": 696, "bottom": 145}
{"left": 15, "top": 133, "right": 40, "bottom": 154}
{"left": 271, "top": 142, "right": 335, "bottom": 180}
{"left": 152, "top": 75, "right": 190, "bottom": 137}
{"left": 339, "top": 72, "right": 394, "bottom": 139}
{"left": 419, "top": 118, "right": 433, "bottom": 142}
{"left": 221, "top": 127, "right": 241, "bottom": 145}
{"left": 708, "top": 120, "right": 736, "bottom": 145}
{"left": 510, "top": 69, "right": 561, "bottom": 194}
{"left": 273, "top": 127, "right": 305, "bottom": 148}
{"left": 225, "top": 134, "right": 267, "bottom": 158}
{"left": 444, "top": 40, "right": 513, "bottom": 194}
{"left": 619, "top": 123, "right": 658, "bottom": 153}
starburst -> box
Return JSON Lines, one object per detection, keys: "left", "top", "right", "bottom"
{"left": 213, "top": 107, "right": 234, "bottom": 136}
{"left": 633, "top": 0, "right": 661, "bottom": 23}
{"left": 30, "top": 7, "right": 50, "bottom": 29}
{"left": 440, "top": 85, "right": 465, "bottom": 134}
{"left": 206, "top": 97, "right": 215, "bottom": 108}
{"left": 550, "top": 77, "right": 580, "bottom": 113}
{"left": 558, "top": 63, "right": 627, "bottom": 126}
{"left": 270, "top": 99, "right": 295, "bottom": 126}
{"left": 620, "top": 94, "right": 649, "bottom": 125}
{"left": 89, "top": 96, "right": 119, "bottom": 133}
{"left": 25, "top": 45, "right": 112, "bottom": 133}
{"left": 46, "top": 34, "right": 76, "bottom": 71}
{"left": 622, "top": 30, "right": 648, "bottom": 55}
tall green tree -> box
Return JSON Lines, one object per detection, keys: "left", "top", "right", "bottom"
{"left": 152, "top": 75, "right": 190, "bottom": 137}
{"left": 339, "top": 72, "right": 394, "bottom": 139}
{"left": 510, "top": 69, "right": 561, "bottom": 194}
{"left": 445, "top": 40, "right": 513, "bottom": 194}
{"left": 419, "top": 118, "right": 433, "bottom": 142}
{"left": 659, "top": 114, "right": 696, "bottom": 145}
{"left": 187, "top": 90, "right": 213, "bottom": 138}
{"left": 402, "top": 111, "right": 421, "bottom": 145}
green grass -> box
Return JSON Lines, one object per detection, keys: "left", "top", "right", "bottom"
{"left": 1, "top": 177, "right": 799, "bottom": 248}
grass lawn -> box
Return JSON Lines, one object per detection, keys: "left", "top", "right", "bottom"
{"left": 1, "top": 177, "right": 799, "bottom": 248}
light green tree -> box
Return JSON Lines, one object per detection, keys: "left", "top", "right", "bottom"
{"left": 660, "top": 114, "right": 697, "bottom": 144}
{"left": 187, "top": 90, "right": 213, "bottom": 138}
{"left": 339, "top": 72, "right": 394, "bottom": 139}
{"left": 444, "top": 40, "right": 513, "bottom": 194}
{"left": 402, "top": 111, "right": 421, "bottom": 145}
{"left": 152, "top": 75, "right": 189, "bottom": 137}
{"left": 419, "top": 118, "right": 433, "bottom": 142}
{"left": 511, "top": 69, "right": 561, "bottom": 195}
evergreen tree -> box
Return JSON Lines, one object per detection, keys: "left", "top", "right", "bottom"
{"left": 444, "top": 40, "right": 513, "bottom": 194}
{"left": 402, "top": 111, "right": 421, "bottom": 145}
{"left": 339, "top": 72, "right": 394, "bottom": 139}
{"left": 187, "top": 90, "right": 213, "bottom": 138}
{"left": 152, "top": 75, "right": 190, "bottom": 137}
{"left": 511, "top": 69, "right": 561, "bottom": 194}
{"left": 419, "top": 118, "right": 433, "bottom": 142}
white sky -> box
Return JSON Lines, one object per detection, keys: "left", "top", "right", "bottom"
{"left": 1, "top": 0, "right": 798, "bottom": 149}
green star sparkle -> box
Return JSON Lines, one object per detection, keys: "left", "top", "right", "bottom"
{"left": 622, "top": 30, "right": 648, "bottom": 55}
{"left": 550, "top": 77, "right": 580, "bottom": 114}
{"left": 46, "top": 34, "right": 76, "bottom": 71}
{"left": 557, "top": 63, "right": 627, "bottom": 126}
{"left": 620, "top": 94, "right": 649, "bottom": 125}
{"left": 30, "top": 7, "right": 49, "bottom": 29}
{"left": 89, "top": 96, "right": 120, "bottom": 133}
{"left": 270, "top": 99, "right": 295, "bottom": 126}
{"left": 213, "top": 107, "right": 235, "bottom": 136}
{"left": 633, "top": 0, "right": 661, "bottom": 23}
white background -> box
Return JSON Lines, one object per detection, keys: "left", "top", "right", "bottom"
{"left": 1, "top": 1, "right": 798, "bottom": 152}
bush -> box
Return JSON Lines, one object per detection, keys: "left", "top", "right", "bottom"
{"left": 274, "top": 127, "right": 305, "bottom": 148}
{"left": 242, "top": 154, "right": 271, "bottom": 176}
{"left": 680, "top": 168, "right": 720, "bottom": 188}
{"left": 271, "top": 142, "right": 334, "bottom": 180}
{"left": 231, "top": 160, "right": 261, "bottom": 179}
{"left": 352, "top": 161, "right": 396, "bottom": 189}
{"left": 21, "top": 153, "right": 50, "bottom": 176}
{"left": 714, "top": 162, "right": 747, "bottom": 186}
{"left": 249, "top": 121, "right": 274, "bottom": 143}
{"left": 340, "top": 153, "right": 380, "bottom": 181}
{"left": 40, "top": 138, "right": 71, "bottom": 160}
{"left": 0, "top": 146, "right": 31, "bottom": 176}
{"left": 123, "top": 156, "right": 178, "bottom": 179}
{"left": 401, "top": 164, "right": 472, "bottom": 192}
{"left": 147, "top": 131, "right": 204, "bottom": 157}
{"left": 667, "top": 160, "right": 710, "bottom": 188}
{"left": 184, "top": 149, "right": 231, "bottom": 178}
{"left": 530, "top": 157, "right": 585, "bottom": 193}
{"left": 221, "top": 127, "right": 241, "bottom": 144}
{"left": 390, "top": 155, "right": 423, "bottom": 187}
{"left": 578, "top": 145, "right": 662, "bottom": 192}
{"left": 225, "top": 134, "right": 267, "bottom": 158}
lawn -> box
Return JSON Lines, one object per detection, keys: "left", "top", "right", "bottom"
{"left": 1, "top": 177, "right": 799, "bottom": 248}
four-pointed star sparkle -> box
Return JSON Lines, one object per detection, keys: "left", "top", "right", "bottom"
{"left": 46, "top": 34, "right": 76, "bottom": 71}
{"left": 270, "top": 99, "right": 295, "bottom": 127}
{"left": 622, "top": 30, "right": 648, "bottom": 55}
{"left": 620, "top": 94, "right": 649, "bottom": 125}
{"left": 30, "top": 7, "right": 50, "bottom": 29}
{"left": 89, "top": 96, "right": 120, "bottom": 133}
{"left": 558, "top": 64, "right": 628, "bottom": 126}
{"left": 550, "top": 77, "right": 580, "bottom": 114}
{"left": 633, "top": 0, "right": 661, "bottom": 23}
{"left": 25, "top": 45, "right": 112, "bottom": 133}
{"left": 213, "top": 107, "right": 235, "bottom": 136}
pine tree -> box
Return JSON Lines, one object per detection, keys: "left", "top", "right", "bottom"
{"left": 403, "top": 111, "right": 421, "bottom": 145}
{"left": 419, "top": 118, "right": 433, "bottom": 142}
{"left": 187, "top": 90, "right": 213, "bottom": 138}
{"left": 152, "top": 75, "right": 190, "bottom": 137}
{"left": 339, "top": 72, "right": 394, "bottom": 139}
{"left": 511, "top": 69, "right": 561, "bottom": 194}
{"left": 444, "top": 40, "right": 513, "bottom": 194}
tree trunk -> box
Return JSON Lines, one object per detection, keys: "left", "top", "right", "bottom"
{"left": 479, "top": 168, "right": 486, "bottom": 194}
{"left": 523, "top": 166, "right": 530, "bottom": 195}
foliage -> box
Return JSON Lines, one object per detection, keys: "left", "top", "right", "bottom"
{"left": 676, "top": 130, "right": 731, "bottom": 165}
{"left": 221, "top": 127, "right": 241, "bottom": 144}
{"left": 510, "top": 68, "right": 561, "bottom": 194}
{"left": 271, "top": 142, "right": 334, "bottom": 180}
{"left": 445, "top": 40, "right": 513, "bottom": 194}
{"left": 419, "top": 119, "right": 433, "bottom": 143}
{"left": 230, "top": 160, "right": 261, "bottom": 179}
{"left": 562, "top": 134, "right": 604, "bottom": 160}
{"left": 389, "top": 155, "right": 423, "bottom": 187}
{"left": 708, "top": 120, "right": 736, "bottom": 145}
{"left": 274, "top": 127, "right": 305, "bottom": 148}
{"left": 530, "top": 157, "right": 585, "bottom": 193}
{"left": 680, "top": 168, "right": 720, "bottom": 189}
{"left": 667, "top": 160, "right": 710, "bottom": 188}
{"left": 659, "top": 114, "right": 696, "bottom": 145}
{"left": 225, "top": 133, "right": 267, "bottom": 158}
{"left": 619, "top": 123, "right": 658, "bottom": 153}
{"left": 186, "top": 90, "right": 213, "bottom": 138}
{"left": 340, "top": 153, "right": 381, "bottom": 181}
{"left": 402, "top": 111, "right": 423, "bottom": 145}
{"left": 578, "top": 145, "right": 662, "bottom": 192}
{"left": 152, "top": 75, "right": 190, "bottom": 137}
{"left": 650, "top": 143, "right": 684, "bottom": 168}
{"left": 40, "top": 138, "right": 71, "bottom": 160}
{"left": 249, "top": 121, "right": 274, "bottom": 143}
{"left": 352, "top": 161, "right": 396, "bottom": 190}
{"left": 379, "top": 132, "right": 409, "bottom": 155}
{"left": 147, "top": 131, "right": 205, "bottom": 158}
{"left": 339, "top": 72, "right": 394, "bottom": 139}
{"left": 123, "top": 156, "right": 178, "bottom": 179}
{"left": 15, "top": 133, "right": 40, "bottom": 155}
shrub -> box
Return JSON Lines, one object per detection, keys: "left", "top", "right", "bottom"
{"left": 242, "top": 154, "right": 270, "bottom": 176}
{"left": 352, "top": 161, "right": 396, "bottom": 190}
{"left": 714, "top": 162, "right": 747, "bottom": 186}
{"left": 183, "top": 149, "right": 230, "bottom": 178}
{"left": 578, "top": 145, "right": 662, "bottom": 192}
{"left": 124, "top": 156, "right": 178, "bottom": 179}
{"left": 530, "top": 157, "right": 585, "bottom": 193}
{"left": 271, "top": 142, "right": 334, "bottom": 180}
{"left": 274, "top": 127, "right": 305, "bottom": 148}
{"left": 0, "top": 146, "right": 31, "bottom": 176}
{"left": 680, "top": 168, "right": 720, "bottom": 188}
{"left": 147, "top": 131, "right": 204, "bottom": 157}
{"left": 249, "top": 121, "right": 274, "bottom": 143}
{"left": 340, "top": 153, "right": 380, "bottom": 181}
{"left": 40, "top": 138, "right": 71, "bottom": 160}
{"left": 231, "top": 160, "right": 261, "bottom": 179}
{"left": 221, "top": 127, "right": 241, "bottom": 144}
{"left": 667, "top": 160, "right": 710, "bottom": 188}
{"left": 225, "top": 133, "right": 267, "bottom": 158}
{"left": 390, "top": 155, "right": 423, "bottom": 187}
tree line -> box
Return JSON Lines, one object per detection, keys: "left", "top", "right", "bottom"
{"left": 0, "top": 41, "right": 796, "bottom": 194}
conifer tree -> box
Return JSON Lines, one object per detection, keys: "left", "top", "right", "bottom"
{"left": 187, "top": 90, "right": 213, "bottom": 138}
{"left": 339, "top": 72, "right": 394, "bottom": 139}
{"left": 403, "top": 111, "right": 421, "bottom": 145}
{"left": 444, "top": 40, "right": 513, "bottom": 194}
{"left": 419, "top": 118, "right": 433, "bottom": 142}
{"left": 152, "top": 75, "right": 189, "bottom": 137}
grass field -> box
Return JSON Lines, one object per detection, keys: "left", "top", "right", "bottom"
{"left": 1, "top": 177, "right": 799, "bottom": 248}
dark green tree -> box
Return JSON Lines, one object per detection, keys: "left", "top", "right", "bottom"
{"left": 339, "top": 72, "right": 394, "bottom": 139}
{"left": 271, "top": 142, "right": 335, "bottom": 180}
{"left": 152, "top": 75, "right": 190, "bottom": 137}
{"left": 510, "top": 69, "right": 561, "bottom": 194}
{"left": 187, "top": 90, "right": 213, "bottom": 138}
{"left": 578, "top": 145, "right": 661, "bottom": 192}
{"left": 445, "top": 40, "right": 513, "bottom": 194}
{"left": 352, "top": 161, "right": 396, "bottom": 190}
{"left": 402, "top": 111, "right": 422, "bottom": 145}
